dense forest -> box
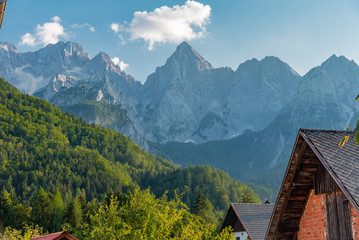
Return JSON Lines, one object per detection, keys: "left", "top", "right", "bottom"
{"left": 0, "top": 78, "right": 260, "bottom": 238}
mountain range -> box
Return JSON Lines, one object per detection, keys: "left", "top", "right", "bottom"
{"left": 1, "top": 41, "right": 358, "bottom": 189}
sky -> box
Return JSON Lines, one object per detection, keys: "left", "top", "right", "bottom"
{"left": 2, "top": 0, "right": 359, "bottom": 83}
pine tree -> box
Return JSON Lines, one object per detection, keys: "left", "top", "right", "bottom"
{"left": 31, "top": 187, "right": 50, "bottom": 229}
{"left": 48, "top": 188, "right": 65, "bottom": 232}
{"left": 66, "top": 197, "right": 83, "bottom": 228}
{"left": 190, "top": 190, "right": 217, "bottom": 224}
{"left": 191, "top": 190, "right": 205, "bottom": 215}
{"left": 0, "top": 188, "right": 14, "bottom": 231}
{"left": 78, "top": 191, "right": 89, "bottom": 221}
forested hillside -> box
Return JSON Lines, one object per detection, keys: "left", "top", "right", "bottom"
{"left": 0, "top": 78, "right": 259, "bottom": 237}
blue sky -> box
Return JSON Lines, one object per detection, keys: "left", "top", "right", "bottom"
{"left": 2, "top": 0, "right": 359, "bottom": 82}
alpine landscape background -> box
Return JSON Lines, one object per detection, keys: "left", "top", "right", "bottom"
{"left": 1, "top": 40, "right": 358, "bottom": 198}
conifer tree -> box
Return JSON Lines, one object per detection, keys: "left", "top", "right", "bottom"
{"left": 31, "top": 187, "right": 50, "bottom": 229}
{"left": 0, "top": 188, "right": 14, "bottom": 231}
{"left": 66, "top": 197, "right": 83, "bottom": 228}
{"left": 191, "top": 190, "right": 205, "bottom": 215}
{"left": 48, "top": 188, "right": 65, "bottom": 232}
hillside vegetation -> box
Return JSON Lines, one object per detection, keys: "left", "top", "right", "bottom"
{"left": 0, "top": 78, "right": 259, "bottom": 237}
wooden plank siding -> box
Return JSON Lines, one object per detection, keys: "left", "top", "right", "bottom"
{"left": 326, "top": 191, "right": 353, "bottom": 240}
{"left": 315, "top": 163, "right": 339, "bottom": 195}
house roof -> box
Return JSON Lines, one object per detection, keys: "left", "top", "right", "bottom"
{"left": 266, "top": 129, "right": 359, "bottom": 239}
{"left": 32, "top": 231, "right": 78, "bottom": 240}
{"left": 301, "top": 129, "right": 359, "bottom": 207}
{"left": 230, "top": 203, "right": 274, "bottom": 240}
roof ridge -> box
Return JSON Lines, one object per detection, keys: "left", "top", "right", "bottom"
{"left": 300, "top": 128, "right": 355, "bottom": 133}
{"left": 231, "top": 203, "right": 274, "bottom": 206}
{"left": 32, "top": 231, "right": 66, "bottom": 239}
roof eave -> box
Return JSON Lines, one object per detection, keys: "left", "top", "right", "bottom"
{"left": 265, "top": 129, "right": 306, "bottom": 239}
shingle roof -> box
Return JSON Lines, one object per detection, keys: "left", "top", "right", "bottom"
{"left": 32, "top": 231, "right": 78, "bottom": 240}
{"left": 231, "top": 203, "right": 274, "bottom": 240}
{"left": 301, "top": 129, "right": 359, "bottom": 209}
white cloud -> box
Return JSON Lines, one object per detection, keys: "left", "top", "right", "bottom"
{"left": 111, "top": 57, "right": 129, "bottom": 71}
{"left": 89, "top": 26, "right": 95, "bottom": 32}
{"left": 52, "top": 16, "right": 61, "bottom": 22}
{"left": 110, "top": 23, "right": 126, "bottom": 44}
{"left": 111, "top": 23, "right": 120, "bottom": 33}
{"left": 20, "top": 33, "right": 37, "bottom": 47}
{"left": 125, "top": 0, "right": 211, "bottom": 50}
{"left": 20, "top": 16, "right": 67, "bottom": 46}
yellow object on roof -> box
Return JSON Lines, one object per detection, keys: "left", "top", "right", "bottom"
{"left": 0, "top": 0, "right": 6, "bottom": 30}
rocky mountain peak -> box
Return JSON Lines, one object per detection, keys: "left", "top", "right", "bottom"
{"left": 236, "top": 56, "right": 298, "bottom": 75}
{"left": 87, "top": 52, "right": 121, "bottom": 74}
{"left": 0, "top": 42, "right": 20, "bottom": 53}
{"left": 320, "top": 54, "right": 357, "bottom": 72}
{"left": 164, "top": 41, "right": 213, "bottom": 72}
{"left": 21, "top": 41, "right": 90, "bottom": 76}
{"left": 62, "top": 41, "right": 89, "bottom": 58}
{"left": 92, "top": 52, "right": 112, "bottom": 63}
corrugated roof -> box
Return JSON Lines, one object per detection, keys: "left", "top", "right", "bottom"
{"left": 232, "top": 203, "right": 274, "bottom": 240}
{"left": 301, "top": 129, "right": 359, "bottom": 209}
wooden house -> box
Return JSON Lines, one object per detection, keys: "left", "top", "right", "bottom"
{"left": 31, "top": 231, "right": 78, "bottom": 240}
{"left": 266, "top": 129, "right": 359, "bottom": 240}
{"left": 221, "top": 202, "right": 274, "bottom": 240}
{"left": 0, "top": 0, "right": 6, "bottom": 30}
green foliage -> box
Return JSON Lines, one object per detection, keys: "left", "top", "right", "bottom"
{"left": 148, "top": 138, "right": 277, "bottom": 201}
{"left": 240, "top": 186, "right": 260, "bottom": 203}
{"left": 66, "top": 189, "right": 234, "bottom": 240}
{"left": 0, "top": 225, "right": 45, "bottom": 240}
{"left": 146, "top": 165, "right": 260, "bottom": 213}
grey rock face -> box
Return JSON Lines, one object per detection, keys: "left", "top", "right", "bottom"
{"left": 138, "top": 44, "right": 300, "bottom": 143}
{"left": 235, "top": 54, "right": 359, "bottom": 184}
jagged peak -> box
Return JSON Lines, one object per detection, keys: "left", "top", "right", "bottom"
{"left": 321, "top": 54, "right": 354, "bottom": 68}
{"left": 261, "top": 56, "right": 283, "bottom": 63}
{"left": 0, "top": 42, "right": 20, "bottom": 53}
{"left": 32, "top": 41, "right": 89, "bottom": 59}
{"left": 91, "top": 52, "right": 112, "bottom": 63}
{"left": 176, "top": 41, "right": 192, "bottom": 52}
{"left": 236, "top": 56, "right": 298, "bottom": 75}
{"left": 164, "top": 41, "right": 213, "bottom": 71}
{"left": 87, "top": 51, "right": 123, "bottom": 74}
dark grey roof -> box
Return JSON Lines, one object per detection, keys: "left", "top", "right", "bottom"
{"left": 232, "top": 203, "right": 274, "bottom": 240}
{"left": 301, "top": 129, "right": 359, "bottom": 209}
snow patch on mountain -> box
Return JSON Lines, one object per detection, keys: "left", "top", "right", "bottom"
{"left": 96, "top": 90, "right": 104, "bottom": 101}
